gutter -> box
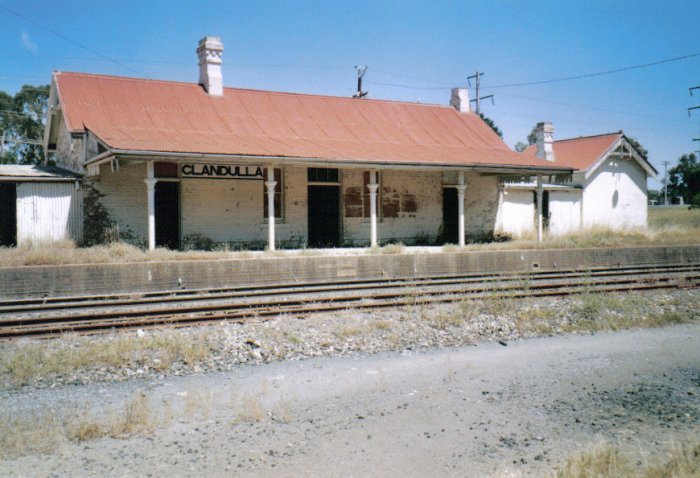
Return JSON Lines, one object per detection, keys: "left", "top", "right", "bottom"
{"left": 98, "top": 148, "right": 574, "bottom": 175}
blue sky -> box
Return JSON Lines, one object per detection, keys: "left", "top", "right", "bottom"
{"left": 1, "top": 0, "right": 699, "bottom": 188}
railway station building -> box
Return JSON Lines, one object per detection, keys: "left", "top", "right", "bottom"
{"left": 36, "top": 36, "right": 651, "bottom": 251}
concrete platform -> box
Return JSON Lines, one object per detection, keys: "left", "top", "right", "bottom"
{"left": 1, "top": 245, "right": 699, "bottom": 300}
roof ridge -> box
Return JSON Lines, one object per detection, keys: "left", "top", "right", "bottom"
{"left": 554, "top": 131, "right": 622, "bottom": 143}
{"left": 54, "top": 70, "right": 460, "bottom": 110}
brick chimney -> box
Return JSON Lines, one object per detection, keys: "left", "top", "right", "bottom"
{"left": 197, "top": 36, "right": 223, "bottom": 96}
{"left": 535, "top": 122, "right": 555, "bottom": 162}
{"left": 450, "top": 87, "right": 470, "bottom": 113}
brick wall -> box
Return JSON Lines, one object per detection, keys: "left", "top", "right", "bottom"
{"left": 342, "top": 169, "right": 443, "bottom": 246}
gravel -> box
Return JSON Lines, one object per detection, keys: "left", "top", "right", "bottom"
{"left": 1, "top": 288, "right": 698, "bottom": 391}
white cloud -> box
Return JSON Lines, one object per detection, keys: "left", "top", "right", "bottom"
{"left": 21, "top": 31, "right": 38, "bottom": 54}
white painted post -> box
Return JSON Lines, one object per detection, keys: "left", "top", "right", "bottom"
{"left": 368, "top": 170, "right": 379, "bottom": 248}
{"left": 536, "top": 174, "right": 543, "bottom": 243}
{"left": 456, "top": 171, "right": 466, "bottom": 247}
{"left": 266, "top": 166, "right": 277, "bottom": 251}
{"left": 144, "top": 162, "right": 157, "bottom": 251}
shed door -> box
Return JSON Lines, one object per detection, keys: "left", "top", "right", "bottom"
{"left": 0, "top": 183, "right": 16, "bottom": 247}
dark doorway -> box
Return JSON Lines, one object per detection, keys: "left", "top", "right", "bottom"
{"left": 308, "top": 185, "right": 340, "bottom": 248}
{"left": 155, "top": 182, "right": 180, "bottom": 249}
{"left": 441, "top": 187, "right": 458, "bottom": 244}
{"left": 0, "top": 183, "right": 17, "bottom": 247}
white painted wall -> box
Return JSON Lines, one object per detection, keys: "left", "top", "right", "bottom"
{"left": 548, "top": 190, "right": 582, "bottom": 235}
{"left": 498, "top": 189, "right": 535, "bottom": 237}
{"left": 582, "top": 157, "right": 648, "bottom": 229}
{"left": 181, "top": 166, "right": 307, "bottom": 247}
{"left": 16, "top": 182, "right": 83, "bottom": 244}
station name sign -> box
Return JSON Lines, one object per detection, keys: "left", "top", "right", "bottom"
{"left": 181, "top": 164, "right": 264, "bottom": 180}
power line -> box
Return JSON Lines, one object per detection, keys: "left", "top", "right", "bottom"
{"left": 368, "top": 51, "right": 700, "bottom": 92}
{"left": 482, "top": 51, "right": 700, "bottom": 89}
{"left": 0, "top": 3, "right": 146, "bottom": 78}
{"left": 498, "top": 92, "right": 688, "bottom": 124}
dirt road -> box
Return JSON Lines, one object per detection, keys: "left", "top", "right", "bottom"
{"left": 2, "top": 324, "right": 699, "bottom": 477}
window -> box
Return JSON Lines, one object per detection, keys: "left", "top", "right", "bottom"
{"left": 308, "top": 168, "right": 339, "bottom": 183}
{"left": 263, "top": 168, "right": 283, "bottom": 220}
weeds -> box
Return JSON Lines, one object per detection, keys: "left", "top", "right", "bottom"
{"left": 0, "top": 330, "right": 214, "bottom": 385}
{"left": 232, "top": 392, "right": 266, "bottom": 423}
{"left": 0, "top": 391, "right": 158, "bottom": 459}
{"left": 556, "top": 443, "right": 629, "bottom": 478}
{"left": 552, "top": 439, "right": 700, "bottom": 478}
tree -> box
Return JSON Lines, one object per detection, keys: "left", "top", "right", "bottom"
{"left": 626, "top": 136, "right": 648, "bottom": 162}
{"left": 667, "top": 153, "right": 700, "bottom": 207}
{"left": 527, "top": 126, "right": 537, "bottom": 146}
{"left": 479, "top": 112, "right": 503, "bottom": 139}
{"left": 514, "top": 141, "right": 528, "bottom": 152}
{"left": 0, "top": 84, "right": 50, "bottom": 165}
{"left": 647, "top": 189, "right": 662, "bottom": 205}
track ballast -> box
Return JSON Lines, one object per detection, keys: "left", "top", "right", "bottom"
{"left": 1, "top": 262, "right": 698, "bottom": 339}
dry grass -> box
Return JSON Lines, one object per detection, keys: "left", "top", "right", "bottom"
{"left": 556, "top": 442, "right": 630, "bottom": 478}
{"left": 552, "top": 440, "right": 700, "bottom": 478}
{"left": 649, "top": 206, "right": 700, "bottom": 229}
{"left": 0, "top": 391, "right": 158, "bottom": 459}
{"left": 0, "top": 330, "right": 213, "bottom": 385}
{"left": 1, "top": 209, "right": 699, "bottom": 267}
{"left": 562, "top": 292, "right": 696, "bottom": 334}
{"left": 231, "top": 392, "right": 266, "bottom": 423}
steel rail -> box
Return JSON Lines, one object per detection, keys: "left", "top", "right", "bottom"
{"left": 1, "top": 268, "right": 696, "bottom": 325}
{"left": 0, "top": 265, "right": 698, "bottom": 339}
{"left": 2, "top": 262, "right": 698, "bottom": 315}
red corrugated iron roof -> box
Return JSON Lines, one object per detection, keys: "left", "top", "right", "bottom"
{"left": 53, "top": 71, "right": 569, "bottom": 170}
{"left": 522, "top": 133, "right": 622, "bottom": 171}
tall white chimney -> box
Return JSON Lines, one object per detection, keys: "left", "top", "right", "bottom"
{"left": 450, "top": 87, "right": 470, "bottom": 113}
{"left": 197, "top": 36, "right": 224, "bottom": 96}
{"left": 535, "top": 122, "right": 555, "bottom": 162}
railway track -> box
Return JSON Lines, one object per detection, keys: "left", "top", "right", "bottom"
{"left": 1, "top": 262, "right": 699, "bottom": 339}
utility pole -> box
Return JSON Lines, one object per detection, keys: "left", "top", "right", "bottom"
{"left": 663, "top": 161, "right": 669, "bottom": 206}
{"left": 353, "top": 66, "right": 368, "bottom": 98}
{"left": 690, "top": 86, "right": 700, "bottom": 162}
{"left": 467, "top": 71, "right": 494, "bottom": 114}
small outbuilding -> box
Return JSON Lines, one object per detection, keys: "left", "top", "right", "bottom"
{"left": 497, "top": 123, "right": 657, "bottom": 238}
{"left": 0, "top": 165, "right": 82, "bottom": 246}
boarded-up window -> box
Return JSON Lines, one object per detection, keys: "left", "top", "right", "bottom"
{"left": 263, "top": 168, "right": 283, "bottom": 219}
{"left": 154, "top": 162, "right": 178, "bottom": 178}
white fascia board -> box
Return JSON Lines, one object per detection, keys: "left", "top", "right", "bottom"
{"left": 584, "top": 136, "right": 657, "bottom": 180}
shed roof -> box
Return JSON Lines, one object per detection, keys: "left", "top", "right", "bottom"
{"left": 52, "top": 71, "right": 570, "bottom": 171}
{"left": 0, "top": 165, "right": 81, "bottom": 182}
